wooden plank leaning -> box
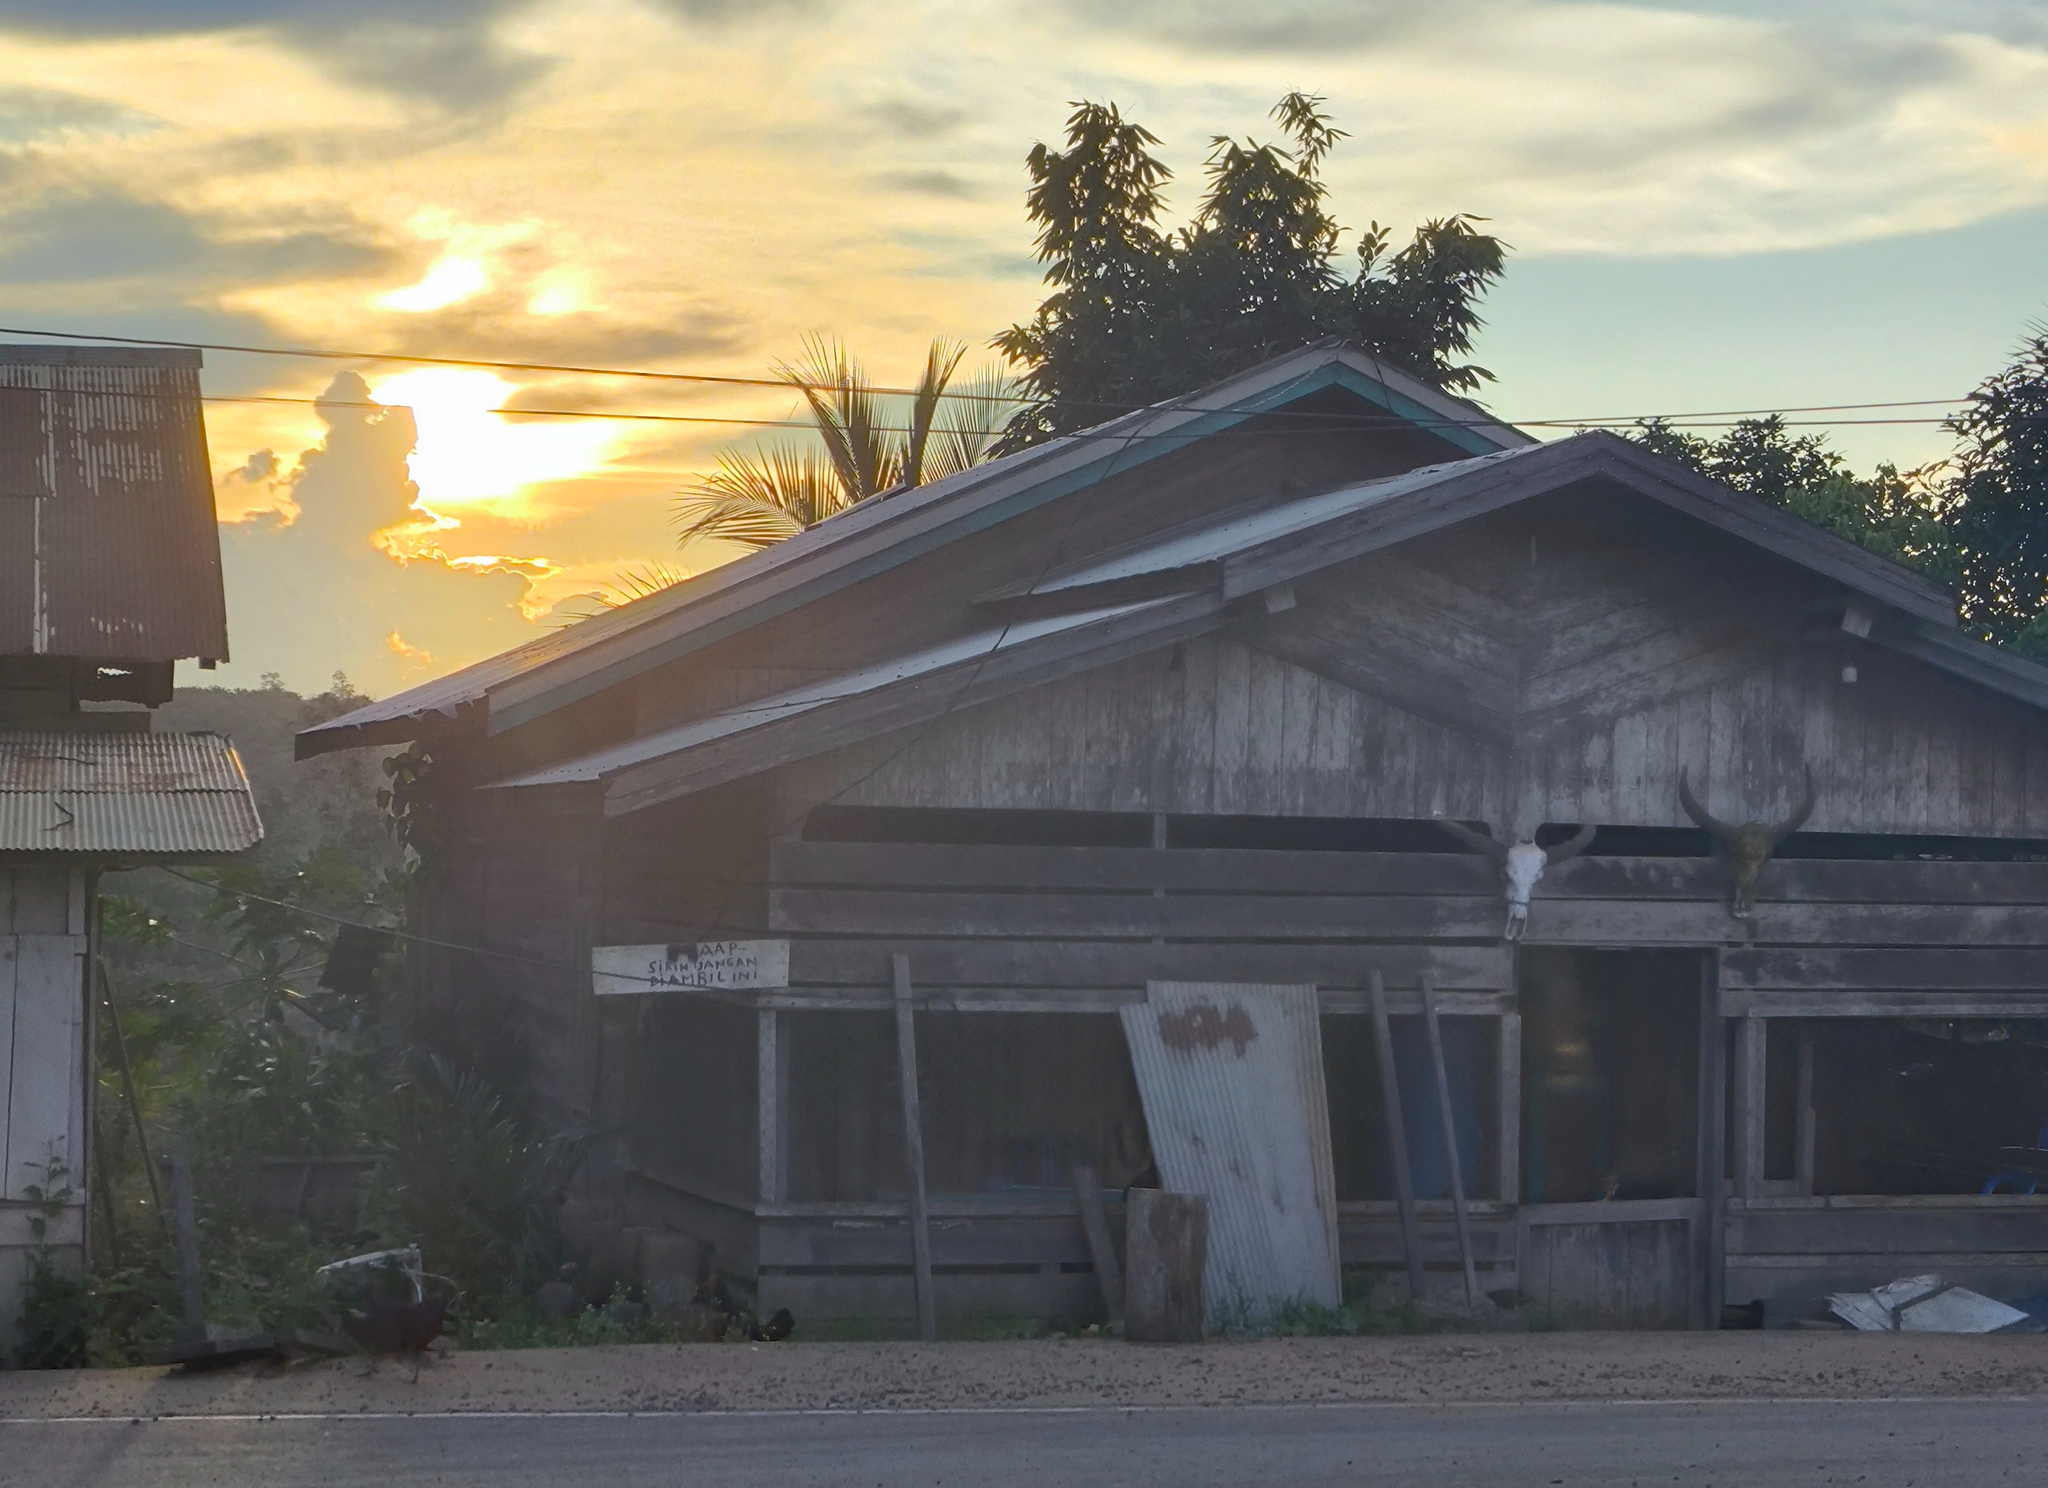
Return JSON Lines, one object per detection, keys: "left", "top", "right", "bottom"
{"left": 1070, "top": 1163, "right": 1124, "bottom": 1323}
{"left": 892, "top": 952, "right": 937, "bottom": 1341}
{"left": 1368, "top": 970, "right": 1427, "bottom": 1299}
{"left": 1418, "top": 970, "right": 1480, "bottom": 1310}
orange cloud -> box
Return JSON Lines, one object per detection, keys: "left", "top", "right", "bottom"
{"left": 386, "top": 630, "right": 435, "bottom": 677}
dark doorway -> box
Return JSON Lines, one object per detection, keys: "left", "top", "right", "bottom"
{"left": 1520, "top": 949, "right": 1704, "bottom": 1205}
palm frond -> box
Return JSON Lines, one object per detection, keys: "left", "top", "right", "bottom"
{"left": 672, "top": 444, "right": 846, "bottom": 548}
{"left": 926, "top": 365, "right": 1021, "bottom": 482}
{"left": 594, "top": 562, "right": 688, "bottom": 608}
{"left": 901, "top": 338, "right": 969, "bottom": 488}
{"left": 671, "top": 491, "right": 810, "bottom": 549}
{"left": 780, "top": 335, "right": 896, "bottom": 502}
{"left": 668, "top": 338, "right": 1014, "bottom": 558}
{"left": 552, "top": 562, "right": 690, "bottom": 624}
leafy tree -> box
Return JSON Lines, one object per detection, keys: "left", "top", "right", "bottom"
{"left": 994, "top": 94, "right": 1507, "bottom": 449}
{"left": 671, "top": 336, "right": 1014, "bottom": 549}
{"left": 1942, "top": 329, "right": 2048, "bottom": 654}
{"left": 1632, "top": 415, "right": 1958, "bottom": 587}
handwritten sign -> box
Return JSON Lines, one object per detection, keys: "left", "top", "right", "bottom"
{"left": 591, "top": 940, "right": 790, "bottom": 995}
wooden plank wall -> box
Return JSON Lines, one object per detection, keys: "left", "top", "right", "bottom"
{"left": 0, "top": 862, "right": 88, "bottom": 1361}
{"left": 767, "top": 840, "right": 1513, "bottom": 1009}
{"left": 1725, "top": 1198, "right": 2048, "bottom": 1304}
{"left": 429, "top": 790, "right": 609, "bottom": 1165}
{"left": 742, "top": 1197, "right": 1516, "bottom": 1326}
{"left": 763, "top": 841, "right": 2048, "bottom": 1009}
{"left": 780, "top": 500, "right": 2048, "bottom": 839}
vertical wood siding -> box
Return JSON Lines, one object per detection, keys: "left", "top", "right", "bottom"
{"left": 780, "top": 505, "right": 2048, "bottom": 837}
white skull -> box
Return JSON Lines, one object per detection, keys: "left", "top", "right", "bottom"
{"left": 1502, "top": 840, "right": 1549, "bottom": 940}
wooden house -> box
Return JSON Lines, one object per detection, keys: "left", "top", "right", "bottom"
{"left": 302, "top": 342, "right": 2048, "bottom": 1330}
{"left": 1, "top": 346, "right": 261, "bottom": 1354}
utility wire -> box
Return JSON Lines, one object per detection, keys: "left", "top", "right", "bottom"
{"left": 0, "top": 321, "right": 1982, "bottom": 427}
{"left": 161, "top": 866, "right": 565, "bottom": 971}
{"left": 192, "top": 390, "right": 1986, "bottom": 435}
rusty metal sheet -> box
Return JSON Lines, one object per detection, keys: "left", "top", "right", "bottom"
{"left": 0, "top": 347, "right": 227, "bottom": 663}
{"left": 0, "top": 730, "right": 261, "bottom": 855}
{"left": 1121, "top": 982, "right": 1340, "bottom": 1325}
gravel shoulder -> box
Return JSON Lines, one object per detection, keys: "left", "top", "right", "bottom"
{"left": 3, "top": 1331, "right": 2046, "bottom": 1420}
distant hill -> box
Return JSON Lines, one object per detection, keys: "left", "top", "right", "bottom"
{"left": 148, "top": 682, "right": 395, "bottom": 872}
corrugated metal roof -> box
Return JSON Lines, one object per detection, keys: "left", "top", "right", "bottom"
{"left": 1028, "top": 445, "right": 1545, "bottom": 596}
{"left": 0, "top": 347, "right": 228, "bottom": 663}
{"left": 0, "top": 730, "right": 262, "bottom": 854}
{"left": 1121, "top": 983, "right": 1341, "bottom": 1324}
{"left": 488, "top": 596, "right": 1194, "bottom": 790}
{"left": 297, "top": 341, "right": 1529, "bottom": 758}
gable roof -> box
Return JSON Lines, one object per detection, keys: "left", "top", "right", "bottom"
{"left": 1011, "top": 433, "right": 1956, "bottom": 624}
{"left": 0, "top": 346, "right": 228, "bottom": 664}
{"left": 482, "top": 430, "right": 2027, "bottom": 819}
{"left": 297, "top": 341, "right": 1528, "bottom": 759}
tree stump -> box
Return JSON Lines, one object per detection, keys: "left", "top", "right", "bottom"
{"left": 1123, "top": 1189, "right": 1207, "bottom": 1342}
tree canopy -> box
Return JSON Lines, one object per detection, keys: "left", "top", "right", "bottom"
{"left": 1632, "top": 327, "right": 2048, "bottom": 658}
{"left": 1945, "top": 330, "right": 2048, "bottom": 653}
{"left": 993, "top": 95, "right": 1506, "bottom": 449}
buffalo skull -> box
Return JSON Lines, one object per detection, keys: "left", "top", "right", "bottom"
{"left": 1678, "top": 766, "right": 1817, "bottom": 918}
{"left": 1435, "top": 819, "right": 1598, "bottom": 940}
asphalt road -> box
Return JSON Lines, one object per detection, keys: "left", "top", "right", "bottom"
{"left": 10, "top": 1398, "right": 2044, "bottom": 1488}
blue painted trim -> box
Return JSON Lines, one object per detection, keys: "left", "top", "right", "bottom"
{"left": 1324, "top": 365, "right": 1508, "bottom": 456}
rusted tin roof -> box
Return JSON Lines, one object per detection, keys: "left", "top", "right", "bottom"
{"left": 0, "top": 730, "right": 262, "bottom": 855}
{"left": 0, "top": 346, "right": 229, "bottom": 664}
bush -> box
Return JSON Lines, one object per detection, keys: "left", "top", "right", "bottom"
{"left": 15, "top": 1258, "right": 92, "bottom": 1369}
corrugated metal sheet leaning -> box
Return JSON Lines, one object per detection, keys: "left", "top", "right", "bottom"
{"left": 1121, "top": 983, "right": 1342, "bottom": 1327}
{"left": 0, "top": 730, "right": 262, "bottom": 853}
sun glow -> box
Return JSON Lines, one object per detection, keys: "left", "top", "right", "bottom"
{"left": 368, "top": 367, "right": 621, "bottom": 515}
{"left": 379, "top": 254, "right": 490, "bottom": 311}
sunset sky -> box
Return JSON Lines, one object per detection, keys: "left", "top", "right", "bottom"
{"left": 3, "top": 1, "right": 2044, "bottom": 695}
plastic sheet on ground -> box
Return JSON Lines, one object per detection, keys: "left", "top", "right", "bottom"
{"left": 1827, "top": 1273, "right": 2028, "bottom": 1333}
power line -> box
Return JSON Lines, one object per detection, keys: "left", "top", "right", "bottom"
{"left": 0, "top": 322, "right": 1032, "bottom": 404}
{"left": 0, "top": 322, "right": 1982, "bottom": 426}
{"left": 195, "top": 390, "right": 1978, "bottom": 436}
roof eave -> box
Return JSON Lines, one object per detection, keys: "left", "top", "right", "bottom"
{"left": 488, "top": 589, "right": 1228, "bottom": 815}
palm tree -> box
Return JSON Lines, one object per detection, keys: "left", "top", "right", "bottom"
{"left": 671, "top": 336, "right": 1015, "bottom": 550}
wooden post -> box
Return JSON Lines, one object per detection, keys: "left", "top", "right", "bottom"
{"left": 165, "top": 1149, "right": 205, "bottom": 1344}
{"left": 1418, "top": 971, "right": 1480, "bottom": 1310}
{"left": 1692, "top": 954, "right": 1727, "bottom": 1330}
{"left": 1795, "top": 1022, "right": 1817, "bottom": 1198}
{"left": 756, "top": 1008, "right": 785, "bottom": 1205}
{"left": 1732, "top": 1016, "right": 1766, "bottom": 1201}
{"left": 1124, "top": 1189, "right": 1207, "bottom": 1342}
{"left": 892, "top": 953, "right": 937, "bottom": 1341}
{"left": 1497, "top": 1010, "right": 1521, "bottom": 1204}
{"left": 1070, "top": 1163, "right": 1123, "bottom": 1322}
{"left": 1150, "top": 813, "right": 1167, "bottom": 947}
{"left": 97, "top": 958, "right": 166, "bottom": 1236}
{"left": 1368, "top": 970, "right": 1427, "bottom": 1299}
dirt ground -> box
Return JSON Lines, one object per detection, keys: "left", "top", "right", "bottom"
{"left": 1, "top": 1331, "right": 2045, "bottom": 1420}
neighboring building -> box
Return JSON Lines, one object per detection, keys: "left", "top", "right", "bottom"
{"left": 303, "top": 342, "right": 2048, "bottom": 1330}
{"left": 0, "top": 347, "right": 261, "bottom": 1354}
